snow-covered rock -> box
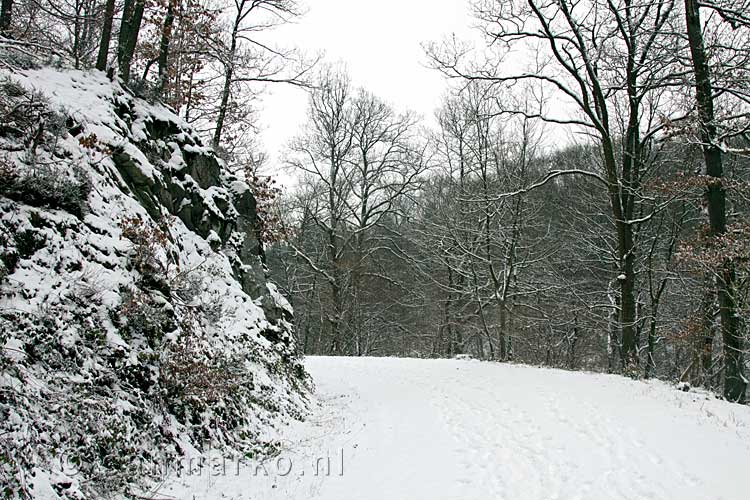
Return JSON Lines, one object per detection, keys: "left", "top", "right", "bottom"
{"left": 0, "top": 68, "right": 309, "bottom": 499}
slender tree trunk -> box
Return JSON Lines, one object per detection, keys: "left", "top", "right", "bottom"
{"left": 328, "top": 281, "right": 342, "bottom": 354}
{"left": 700, "top": 335, "right": 714, "bottom": 384}
{"left": 213, "top": 19, "right": 239, "bottom": 150}
{"left": 117, "top": 0, "right": 145, "bottom": 83}
{"left": 569, "top": 314, "right": 579, "bottom": 370}
{"left": 213, "top": 68, "right": 234, "bottom": 149}
{"left": 699, "top": 278, "right": 715, "bottom": 386}
{"left": 81, "top": 1, "right": 98, "bottom": 66}
{"left": 499, "top": 300, "right": 507, "bottom": 360}
{"left": 684, "top": 0, "right": 746, "bottom": 402}
{"left": 607, "top": 280, "right": 621, "bottom": 372}
{"left": 601, "top": 135, "right": 638, "bottom": 372}
{"left": 156, "top": 0, "right": 176, "bottom": 95}
{"left": 645, "top": 280, "right": 667, "bottom": 380}
{"left": 118, "top": 0, "right": 135, "bottom": 75}
{"left": 184, "top": 65, "right": 196, "bottom": 121}
{"left": 72, "top": 1, "right": 82, "bottom": 69}
{"left": 619, "top": 46, "right": 642, "bottom": 370}
{"left": 454, "top": 272, "right": 465, "bottom": 355}
{"left": 445, "top": 266, "right": 458, "bottom": 356}
{"left": 645, "top": 308, "right": 657, "bottom": 378}
{"left": 302, "top": 323, "right": 311, "bottom": 353}
{"left": 477, "top": 296, "right": 494, "bottom": 360}
{"left": 507, "top": 296, "right": 514, "bottom": 361}
{"left": 475, "top": 332, "right": 485, "bottom": 359}
{"left": 326, "top": 142, "right": 342, "bottom": 354}
{"left": 434, "top": 315, "right": 444, "bottom": 357}
{"left": 0, "top": 0, "right": 13, "bottom": 34}
{"left": 619, "top": 238, "right": 638, "bottom": 370}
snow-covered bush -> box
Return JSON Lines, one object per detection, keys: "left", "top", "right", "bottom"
{"left": 0, "top": 82, "right": 91, "bottom": 218}
{"left": 0, "top": 161, "right": 91, "bottom": 218}
{"left": 118, "top": 215, "right": 171, "bottom": 285}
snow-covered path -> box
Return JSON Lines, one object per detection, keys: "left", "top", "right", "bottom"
{"left": 164, "top": 356, "right": 750, "bottom": 500}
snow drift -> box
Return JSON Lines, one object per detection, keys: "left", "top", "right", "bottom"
{"left": 0, "top": 68, "right": 309, "bottom": 499}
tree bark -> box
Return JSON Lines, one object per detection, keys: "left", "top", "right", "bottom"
{"left": 699, "top": 276, "right": 715, "bottom": 386}
{"left": 499, "top": 300, "right": 507, "bottom": 360}
{"left": 156, "top": 0, "right": 176, "bottom": 95}
{"left": 645, "top": 308, "right": 657, "bottom": 378}
{"left": 607, "top": 285, "right": 621, "bottom": 373}
{"left": 619, "top": 8, "right": 643, "bottom": 370}
{"left": 569, "top": 314, "right": 579, "bottom": 370}
{"left": 213, "top": 13, "right": 240, "bottom": 150}
{"left": 619, "top": 237, "right": 638, "bottom": 369}
{"left": 0, "top": 0, "right": 12, "bottom": 34}
{"left": 684, "top": 0, "right": 746, "bottom": 402}
{"left": 96, "top": 0, "right": 116, "bottom": 71}
{"left": 445, "top": 266, "right": 455, "bottom": 356}
{"left": 117, "top": 0, "right": 145, "bottom": 83}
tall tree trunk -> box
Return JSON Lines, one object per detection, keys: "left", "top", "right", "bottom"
{"left": 619, "top": 29, "right": 643, "bottom": 371}
{"left": 699, "top": 279, "right": 715, "bottom": 387}
{"left": 569, "top": 314, "right": 579, "bottom": 370}
{"left": 213, "top": 16, "right": 239, "bottom": 150}
{"left": 507, "top": 296, "right": 514, "bottom": 361}
{"left": 328, "top": 280, "right": 342, "bottom": 355}
{"left": 607, "top": 280, "right": 621, "bottom": 372}
{"left": 156, "top": 0, "right": 176, "bottom": 95}
{"left": 684, "top": 0, "right": 746, "bottom": 402}
{"left": 184, "top": 65, "right": 196, "bottom": 121}
{"left": 213, "top": 64, "right": 234, "bottom": 149}
{"left": 0, "top": 0, "right": 13, "bottom": 34}
{"left": 445, "top": 266, "right": 459, "bottom": 357}
{"left": 645, "top": 308, "right": 657, "bottom": 378}
{"left": 619, "top": 237, "right": 638, "bottom": 370}
{"left": 602, "top": 136, "right": 638, "bottom": 372}
{"left": 498, "top": 300, "right": 507, "bottom": 360}
{"left": 72, "top": 4, "right": 81, "bottom": 69}
{"left": 118, "top": 0, "right": 135, "bottom": 77}
{"left": 117, "top": 0, "right": 145, "bottom": 83}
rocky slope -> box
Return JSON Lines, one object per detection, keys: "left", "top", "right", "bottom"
{"left": 0, "top": 68, "right": 309, "bottom": 499}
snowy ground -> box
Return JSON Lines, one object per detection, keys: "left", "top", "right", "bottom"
{"left": 161, "top": 356, "right": 750, "bottom": 500}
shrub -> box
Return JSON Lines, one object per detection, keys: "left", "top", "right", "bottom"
{"left": 116, "top": 289, "right": 174, "bottom": 348}
{"left": 244, "top": 167, "right": 287, "bottom": 244}
{"left": 0, "top": 161, "right": 91, "bottom": 218}
{"left": 118, "top": 216, "right": 170, "bottom": 278}
{"left": 0, "top": 79, "right": 64, "bottom": 152}
{"left": 0, "top": 78, "right": 90, "bottom": 218}
{"left": 161, "top": 333, "right": 243, "bottom": 408}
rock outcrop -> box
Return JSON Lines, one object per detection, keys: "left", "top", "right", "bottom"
{"left": 0, "top": 68, "right": 307, "bottom": 499}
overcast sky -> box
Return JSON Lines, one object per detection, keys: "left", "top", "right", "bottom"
{"left": 258, "top": 0, "right": 477, "bottom": 185}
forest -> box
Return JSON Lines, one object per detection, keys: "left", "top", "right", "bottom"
{"left": 1, "top": 0, "right": 749, "bottom": 408}
{"left": 267, "top": 0, "right": 750, "bottom": 405}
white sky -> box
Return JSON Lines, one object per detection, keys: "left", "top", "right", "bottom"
{"left": 258, "top": 0, "right": 477, "bottom": 185}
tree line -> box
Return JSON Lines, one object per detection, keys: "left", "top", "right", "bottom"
{"left": 0, "top": 0, "right": 314, "bottom": 160}
{"left": 267, "top": 0, "right": 750, "bottom": 404}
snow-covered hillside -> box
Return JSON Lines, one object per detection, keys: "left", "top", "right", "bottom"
{"left": 167, "top": 356, "right": 750, "bottom": 500}
{"left": 0, "top": 68, "right": 309, "bottom": 498}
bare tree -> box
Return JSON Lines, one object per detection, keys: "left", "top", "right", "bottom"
{"left": 683, "top": 0, "right": 747, "bottom": 401}
{"left": 285, "top": 67, "right": 427, "bottom": 354}
{"left": 428, "top": 0, "right": 682, "bottom": 370}
{"left": 211, "top": 0, "right": 313, "bottom": 150}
